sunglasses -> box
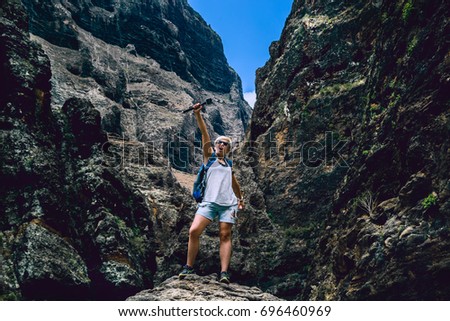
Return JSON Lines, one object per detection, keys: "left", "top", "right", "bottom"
{"left": 216, "top": 140, "right": 229, "bottom": 146}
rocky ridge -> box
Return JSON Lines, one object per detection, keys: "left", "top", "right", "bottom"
{"left": 22, "top": 0, "right": 236, "bottom": 93}
{"left": 234, "top": 0, "right": 449, "bottom": 299}
{"left": 1, "top": 0, "right": 448, "bottom": 301}
{"left": 22, "top": 0, "right": 251, "bottom": 172}
{"left": 0, "top": 0, "right": 256, "bottom": 300}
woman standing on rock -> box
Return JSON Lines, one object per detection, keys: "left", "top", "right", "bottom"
{"left": 179, "top": 102, "right": 245, "bottom": 284}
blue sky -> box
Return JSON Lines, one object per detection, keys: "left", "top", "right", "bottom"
{"left": 187, "top": 0, "right": 293, "bottom": 107}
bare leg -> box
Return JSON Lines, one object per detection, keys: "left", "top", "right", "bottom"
{"left": 186, "top": 214, "right": 211, "bottom": 267}
{"left": 219, "top": 222, "right": 233, "bottom": 272}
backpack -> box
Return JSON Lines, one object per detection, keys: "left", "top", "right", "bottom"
{"left": 192, "top": 152, "right": 233, "bottom": 203}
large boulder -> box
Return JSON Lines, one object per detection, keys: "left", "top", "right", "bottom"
{"left": 14, "top": 221, "right": 90, "bottom": 300}
{"left": 127, "top": 274, "right": 282, "bottom": 301}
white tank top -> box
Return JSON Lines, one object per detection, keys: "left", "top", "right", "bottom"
{"left": 203, "top": 160, "right": 237, "bottom": 206}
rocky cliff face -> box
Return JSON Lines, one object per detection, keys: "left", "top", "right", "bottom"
{"left": 1, "top": 0, "right": 448, "bottom": 302}
{"left": 22, "top": 0, "right": 235, "bottom": 93}
{"left": 21, "top": 0, "right": 251, "bottom": 172}
{"left": 0, "top": 0, "right": 250, "bottom": 300}
{"left": 236, "top": 0, "right": 449, "bottom": 299}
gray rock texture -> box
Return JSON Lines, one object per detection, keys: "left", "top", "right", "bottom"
{"left": 234, "top": 0, "right": 450, "bottom": 300}
{"left": 22, "top": 0, "right": 235, "bottom": 93}
{"left": 22, "top": 0, "right": 251, "bottom": 172}
{"left": 0, "top": 0, "right": 250, "bottom": 300}
{"left": 14, "top": 221, "right": 90, "bottom": 300}
{"left": 127, "top": 274, "right": 282, "bottom": 301}
{"left": 1, "top": 0, "right": 449, "bottom": 302}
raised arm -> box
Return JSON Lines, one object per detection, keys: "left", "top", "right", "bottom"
{"left": 193, "top": 103, "right": 213, "bottom": 163}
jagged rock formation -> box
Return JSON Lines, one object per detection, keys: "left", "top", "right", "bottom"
{"left": 127, "top": 274, "right": 282, "bottom": 301}
{"left": 0, "top": 0, "right": 249, "bottom": 300}
{"left": 1, "top": 0, "right": 448, "bottom": 302}
{"left": 234, "top": 0, "right": 449, "bottom": 299}
{"left": 0, "top": 3, "right": 162, "bottom": 295}
{"left": 21, "top": 0, "right": 251, "bottom": 172}
{"left": 22, "top": 0, "right": 235, "bottom": 93}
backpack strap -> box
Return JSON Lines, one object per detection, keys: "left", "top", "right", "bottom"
{"left": 205, "top": 152, "right": 217, "bottom": 170}
{"left": 205, "top": 152, "right": 232, "bottom": 169}
{"left": 193, "top": 153, "right": 233, "bottom": 203}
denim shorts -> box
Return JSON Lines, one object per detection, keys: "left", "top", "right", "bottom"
{"left": 196, "top": 202, "right": 238, "bottom": 224}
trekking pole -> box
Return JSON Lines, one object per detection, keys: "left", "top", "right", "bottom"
{"left": 181, "top": 98, "right": 213, "bottom": 113}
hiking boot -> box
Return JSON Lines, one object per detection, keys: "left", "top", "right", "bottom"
{"left": 179, "top": 265, "right": 194, "bottom": 279}
{"left": 219, "top": 271, "right": 230, "bottom": 284}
